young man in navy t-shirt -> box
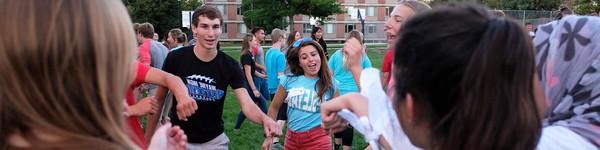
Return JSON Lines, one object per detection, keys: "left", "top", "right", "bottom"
{"left": 146, "top": 5, "right": 281, "bottom": 149}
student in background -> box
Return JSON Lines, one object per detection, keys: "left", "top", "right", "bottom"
{"left": 234, "top": 34, "right": 268, "bottom": 131}
{"left": 328, "top": 30, "right": 372, "bottom": 150}
{"left": 380, "top": 0, "right": 431, "bottom": 90}
{"left": 252, "top": 27, "right": 271, "bottom": 104}
{"left": 311, "top": 26, "right": 328, "bottom": 58}
{"left": 166, "top": 28, "right": 188, "bottom": 50}
{"left": 264, "top": 28, "right": 288, "bottom": 149}
{"left": 284, "top": 30, "right": 302, "bottom": 54}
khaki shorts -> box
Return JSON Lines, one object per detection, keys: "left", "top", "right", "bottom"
{"left": 187, "top": 133, "right": 230, "bottom": 150}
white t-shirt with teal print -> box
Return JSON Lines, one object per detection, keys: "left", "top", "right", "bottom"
{"left": 328, "top": 49, "right": 372, "bottom": 95}
{"left": 280, "top": 75, "right": 337, "bottom": 132}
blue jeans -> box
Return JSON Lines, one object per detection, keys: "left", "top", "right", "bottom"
{"left": 253, "top": 76, "right": 270, "bottom": 101}
{"left": 234, "top": 79, "right": 267, "bottom": 129}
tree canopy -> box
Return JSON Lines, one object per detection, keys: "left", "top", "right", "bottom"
{"left": 123, "top": 0, "right": 186, "bottom": 40}
{"left": 432, "top": 0, "right": 561, "bottom": 10}
{"left": 241, "top": 0, "right": 344, "bottom": 34}
{"left": 573, "top": 0, "right": 600, "bottom": 14}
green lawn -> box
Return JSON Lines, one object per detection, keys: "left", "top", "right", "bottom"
{"left": 218, "top": 46, "right": 387, "bottom": 150}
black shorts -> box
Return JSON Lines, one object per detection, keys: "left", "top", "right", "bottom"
{"left": 271, "top": 94, "right": 287, "bottom": 120}
{"left": 334, "top": 126, "right": 353, "bottom": 146}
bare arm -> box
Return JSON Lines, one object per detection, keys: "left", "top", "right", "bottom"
{"left": 267, "top": 86, "right": 288, "bottom": 120}
{"left": 254, "top": 71, "right": 267, "bottom": 79}
{"left": 145, "top": 86, "right": 168, "bottom": 141}
{"left": 349, "top": 66, "right": 363, "bottom": 91}
{"left": 262, "top": 86, "right": 287, "bottom": 149}
{"left": 234, "top": 88, "right": 269, "bottom": 124}
{"left": 144, "top": 67, "right": 197, "bottom": 121}
{"left": 344, "top": 38, "right": 365, "bottom": 90}
{"left": 256, "top": 63, "right": 266, "bottom": 71}
{"left": 245, "top": 65, "right": 261, "bottom": 97}
{"left": 320, "top": 93, "right": 368, "bottom": 133}
{"left": 381, "top": 72, "right": 390, "bottom": 89}
{"left": 233, "top": 88, "right": 281, "bottom": 138}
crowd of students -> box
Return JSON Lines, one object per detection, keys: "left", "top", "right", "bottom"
{"left": 2, "top": 0, "right": 600, "bottom": 150}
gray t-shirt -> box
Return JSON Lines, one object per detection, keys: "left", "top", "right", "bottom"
{"left": 255, "top": 44, "right": 265, "bottom": 72}
{"left": 150, "top": 40, "right": 168, "bottom": 69}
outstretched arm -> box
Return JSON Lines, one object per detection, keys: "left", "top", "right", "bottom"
{"left": 320, "top": 93, "right": 368, "bottom": 133}
{"left": 262, "top": 86, "right": 287, "bottom": 150}
{"left": 144, "top": 67, "right": 197, "bottom": 121}
{"left": 233, "top": 88, "right": 282, "bottom": 137}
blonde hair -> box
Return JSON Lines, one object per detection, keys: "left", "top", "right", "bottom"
{"left": 0, "top": 0, "right": 137, "bottom": 149}
{"left": 271, "top": 28, "right": 285, "bottom": 43}
{"left": 343, "top": 30, "right": 365, "bottom": 69}
{"left": 346, "top": 30, "right": 364, "bottom": 45}
{"left": 399, "top": 0, "right": 431, "bottom": 14}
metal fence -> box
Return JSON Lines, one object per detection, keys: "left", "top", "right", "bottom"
{"left": 501, "top": 10, "right": 554, "bottom": 26}
{"left": 359, "top": 10, "right": 555, "bottom": 44}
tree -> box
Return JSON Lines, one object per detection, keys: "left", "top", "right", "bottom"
{"left": 485, "top": 0, "right": 560, "bottom": 10}
{"left": 431, "top": 0, "right": 560, "bottom": 10}
{"left": 181, "top": 0, "right": 203, "bottom": 11}
{"left": 573, "top": 0, "right": 600, "bottom": 14}
{"left": 241, "top": 0, "right": 344, "bottom": 33}
{"left": 124, "top": 0, "right": 182, "bottom": 41}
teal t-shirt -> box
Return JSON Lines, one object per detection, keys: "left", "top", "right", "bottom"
{"left": 280, "top": 75, "right": 336, "bottom": 132}
{"left": 265, "top": 48, "right": 286, "bottom": 94}
{"left": 328, "top": 49, "right": 372, "bottom": 95}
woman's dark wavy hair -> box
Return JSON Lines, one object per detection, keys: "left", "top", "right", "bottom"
{"left": 394, "top": 4, "right": 541, "bottom": 150}
{"left": 286, "top": 40, "right": 333, "bottom": 102}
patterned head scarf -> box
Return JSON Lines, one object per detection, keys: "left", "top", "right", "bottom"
{"left": 535, "top": 15, "right": 600, "bottom": 146}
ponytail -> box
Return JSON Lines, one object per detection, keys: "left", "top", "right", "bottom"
{"left": 440, "top": 18, "right": 541, "bottom": 150}
{"left": 393, "top": 4, "right": 541, "bottom": 150}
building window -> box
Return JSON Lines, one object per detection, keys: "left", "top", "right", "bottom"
{"left": 303, "top": 23, "right": 312, "bottom": 33}
{"left": 223, "top": 23, "right": 228, "bottom": 33}
{"left": 386, "top": 6, "right": 393, "bottom": 16}
{"left": 238, "top": 23, "right": 247, "bottom": 33}
{"left": 216, "top": 5, "right": 226, "bottom": 16}
{"left": 345, "top": 24, "right": 355, "bottom": 33}
{"left": 326, "top": 24, "right": 334, "bottom": 34}
{"left": 367, "top": 24, "right": 376, "bottom": 33}
{"left": 237, "top": 6, "right": 242, "bottom": 15}
{"left": 367, "top": 7, "right": 375, "bottom": 16}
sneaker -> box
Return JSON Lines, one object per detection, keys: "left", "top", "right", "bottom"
{"left": 272, "top": 142, "right": 283, "bottom": 150}
{"left": 233, "top": 128, "right": 240, "bottom": 133}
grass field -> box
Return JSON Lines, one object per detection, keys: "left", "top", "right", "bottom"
{"left": 210, "top": 45, "right": 386, "bottom": 150}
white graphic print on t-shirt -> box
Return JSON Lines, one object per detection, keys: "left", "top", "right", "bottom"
{"left": 287, "top": 87, "right": 319, "bottom": 113}
{"left": 186, "top": 74, "right": 224, "bottom": 102}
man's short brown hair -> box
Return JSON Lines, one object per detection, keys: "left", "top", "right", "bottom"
{"left": 135, "top": 22, "right": 154, "bottom": 38}
{"left": 192, "top": 5, "right": 223, "bottom": 27}
{"left": 271, "top": 28, "right": 285, "bottom": 43}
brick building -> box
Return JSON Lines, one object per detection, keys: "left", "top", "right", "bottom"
{"left": 204, "top": 0, "right": 398, "bottom": 42}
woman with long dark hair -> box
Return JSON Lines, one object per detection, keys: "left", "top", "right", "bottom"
{"left": 234, "top": 34, "right": 268, "bottom": 131}
{"left": 311, "top": 26, "right": 328, "bottom": 58}
{"left": 263, "top": 38, "right": 339, "bottom": 149}
{"left": 284, "top": 30, "right": 302, "bottom": 54}
{"left": 320, "top": 4, "right": 543, "bottom": 150}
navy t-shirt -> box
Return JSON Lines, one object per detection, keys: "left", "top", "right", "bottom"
{"left": 162, "top": 46, "right": 244, "bottom": 143}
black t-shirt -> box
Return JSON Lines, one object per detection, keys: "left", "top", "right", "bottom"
{"left": 240, "top": 52, "right": 255, "bottom": 81}
{"left": 162, "top": 46, "right": 244, "bottom": 143}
